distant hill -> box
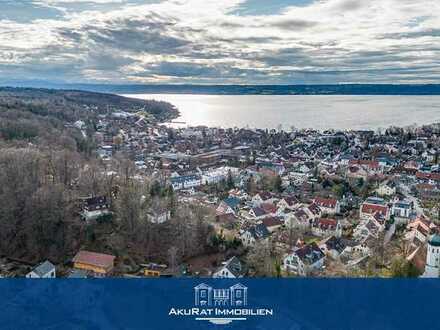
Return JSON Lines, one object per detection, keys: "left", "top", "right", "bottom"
{"left": 0, "top": 87, "right": 178, "bottom": 150}
{"left": 3, "top": 82, "right": 440, "bottom": 95}
{"left": 0, "top": 87, "right": 178, "bottom": 121}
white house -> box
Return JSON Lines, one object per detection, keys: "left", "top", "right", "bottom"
{"left": 251, "top": 192, "right": 276, "bottom": 206}
{"left": 391, "top": 200, "right": 412, "bottom": 223}
{"left": 282, "top": 243, "right": 326, "bottom": 276}
{"left": 318, "top": 236, "right": 347, "bottom": 259}
{"left": 376, "top": 181, "right": 397, "bottom": 197}
{"left": 240, "top": 223, "right": 270, "bottom": 247}
{"left": 81, "top": 196, "right": 111, "bottom": 221}
{"left": 170, "top": 175, "right": 202, "bottom": 191}
{"left": 212, "top": 256, "right": 245, "bottom": 278}
{"left": 26, "top": 260, "right": 56, "bottom": 278}
{"left": 353, "top": 217, "right": 384, "bottom": 243}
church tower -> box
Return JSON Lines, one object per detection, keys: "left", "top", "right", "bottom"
{"left": 424, "top": 234, "right": 440, "bottom": 277}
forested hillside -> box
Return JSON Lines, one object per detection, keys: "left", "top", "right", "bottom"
{"left": 0, "top": 87, "right": 177, "bottom": 150}
{"left": 0, "top": 88, "right": 214, "bottom": 270}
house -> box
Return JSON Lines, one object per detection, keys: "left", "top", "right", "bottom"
{"left": 311, "top": 218, "right": 342, "bottom": 238}
{"left": 285, "top": 208, "right": 311, "bottom": 229}
{"left": 249, "top": 206, "right": 268, "bottom": 219}
{"left": 277, "top": 196, "right": 300, "bottom": 212}
{"left": 252, "top": 192, "right": 276, "bottom": 206}
{"left": 313, "top": 197, "right": 340, "bottom": 215}
{"left": 405, "top": 216, "right": 438, "bottom": 243}
{"left": 305, "top": 203, "right": 322, "bottom": 219}
{"left": 261, "top": 217, "right": 284, "bottom": 233}
{"left": 348, "top": 159, "right": 381, "bottom": 173}
{"left": 143, "top": 263, "right": 168, "bottom": 277}
{"left": 148, "top": 209, "right": 171, "bottom": 224}
{"left": 26, "top": 260, "right": 56, "bottom": 278}
{"left": 416, "top": 171, "right": 440, "bottom": 184}
{"left": 319, "top": 236, "right": 347, "bottom": 259}
{"left": 260, "top": 203, "right": 277, "bottom": 216}
{"left": 72, "top": 250, "right": 116, "bottom": 276}
{"left": 81, "top": 196, "right": 110, "bottom": 221}
{"left": 339, "top": 240, "right": 371, "bottom": 266}
{"left": 353, "top": 217, "right": 384, "bottom": 243}
{"left": 359, "top": 197, "right": 390, "bottom": 221}
{"left": 170, "top": 175, "right": 202, "bottom": 190}
{"left": 282, "top": 242, "right": 326, "bottom": 276}
{"left": 391, "top": 200, "right": 413, "bottom": 223}
{"left": 216, "top": 197, "right": 240, "bottom": 215}
{"left": 212, "top": 256, "right": 246, "bottom": 278}
{"left": 240, "top": 223, "right": 270, "bottom": 247}
{"left": 376, "top": 180, "right": 397, "bottom": 197}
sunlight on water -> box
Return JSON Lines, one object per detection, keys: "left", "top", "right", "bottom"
{"left": 124, "top": 94, "right": 440, "bottom": 130}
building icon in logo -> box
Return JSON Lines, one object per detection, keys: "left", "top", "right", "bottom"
{"left": 194, "top": 283, "right": 248, "bottom": 307}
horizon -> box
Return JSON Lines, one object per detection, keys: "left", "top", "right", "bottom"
{"left": 2, "top": 0, "right": 440, "bottom": 85}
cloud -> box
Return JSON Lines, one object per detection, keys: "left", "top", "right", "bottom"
{"left": 0, "top": 0, "right": 440, "bottom": 84}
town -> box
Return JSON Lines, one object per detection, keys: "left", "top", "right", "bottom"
{"left": 2, "top": 99, "right": 440, "bottom": 279}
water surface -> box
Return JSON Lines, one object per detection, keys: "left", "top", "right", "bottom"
{"left": 124, "top": 94, "right": 440, "bottom": 130}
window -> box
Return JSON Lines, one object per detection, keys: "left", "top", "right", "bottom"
{"left": 236, "top": 290, "right": 242, "bottom": 298}
{"left": 200, "top": 290, "right": 207, "bottom": 298}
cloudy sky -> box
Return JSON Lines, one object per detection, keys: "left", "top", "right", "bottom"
{"left": 1, "top": 0, "right": 440, "bottom": 84}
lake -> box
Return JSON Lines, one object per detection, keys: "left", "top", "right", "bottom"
{"left": 123, "top": 94, "right": 440, "bottom": 130}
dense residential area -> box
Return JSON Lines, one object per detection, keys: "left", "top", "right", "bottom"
{"left": 2, "top": 88, "right": 440, "bottom": 278}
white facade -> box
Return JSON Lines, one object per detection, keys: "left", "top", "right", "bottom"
{"left": 423, "top": 236, "right": 440, "bottom": 278}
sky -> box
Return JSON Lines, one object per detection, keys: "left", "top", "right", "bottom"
{"left": 1, "top": 0, "right": 440, "bottom": 85}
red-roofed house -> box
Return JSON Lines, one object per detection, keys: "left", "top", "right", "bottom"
{"left": 360, "top": 202, "right": 390, "bottom": 221}
{"left": 261, "top": 217, "right": 284, "bottom": 233}
{"left": 416, "top": 172, "right": 440, "bottom": 184}
{"left": 313, "top": 197, "right": 340, "bottom": 215}
{"left": 311, "top": 218, "right": 342, "bottom": 238}
{"left": 73, "top": 250, "right": 116, "bottom": 276}
{"left": 348, "top": 159, "right": 381, "bottom": 172}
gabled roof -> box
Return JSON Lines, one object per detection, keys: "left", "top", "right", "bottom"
{"left": 219, "top": 256, "right": 246, "bottom": 278}
{"left": 312, "top": 218, "right": 338, "bottom": 231}
{"left": 223, "top": 197, "right": 240, "bottom": 209}
{"left": 322, "top": 236, "right": 346, "bottom": 254}
{"left": 84, "top": 196, "right": 108, "bottom": 209}
{"left": 251, "top": 207, "right": 267, "bottom": 217}
{"left": 361, "top": 203, "right": 388, "bottom": 215}
{"left": 247, "top": 223, "right": 270, "bottom": 240}
{"left": 73, "top": 250, "right": 115, "bottom": 269}
{"left": 255, "top": 191, "right": 274, "bottom": 201}
{"left": 261, "top": 203, "right": 277, "bottom": 214}
{"left": 262, "top": 217, "right": 283, "bottom": 228}
{"left": 295, "top": 242, "right": 325, "bottom": 265}
{"left": 281, "top": 196, "right": 300, "bottom": 207}
{"left": 314, "top": 197, "right": 338, "bottom": 209}
{"left": 31, "top": 260, "right": 55, "bottom": 277}
{"left": 308, "top": 203, "right": 321, "bottom": 215}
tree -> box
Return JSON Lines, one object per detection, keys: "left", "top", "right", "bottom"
{"left": 227, "top": 170, "right": 235, "bottom": 190}
{"left": 168, "top": 246, "right": 179, "bottom": 275}
{"left": 246, "top": 175, "right": 257, "bottom": 195}
{"left": 246, "top": 241, "right": 278, "bottom": 277}
{"left": 274, "top": 175, "right": 283, "bottom": 193}
{"left": 115, "top": 182, "right": 145, "bottom": 238}
{"left": 390, "top": 257, "right": 421, "bottom": 278}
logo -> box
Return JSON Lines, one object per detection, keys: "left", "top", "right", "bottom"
{"left": 168, "top": 283, "right": 274, "bottom": 325}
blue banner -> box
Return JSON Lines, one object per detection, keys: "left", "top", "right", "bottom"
{"left": 0, "top": 279, "right": 438, "bottom": 329}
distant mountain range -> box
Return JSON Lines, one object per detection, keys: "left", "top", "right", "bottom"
{"left": 2, "top": 81, "right": 440, "bottom": 95}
